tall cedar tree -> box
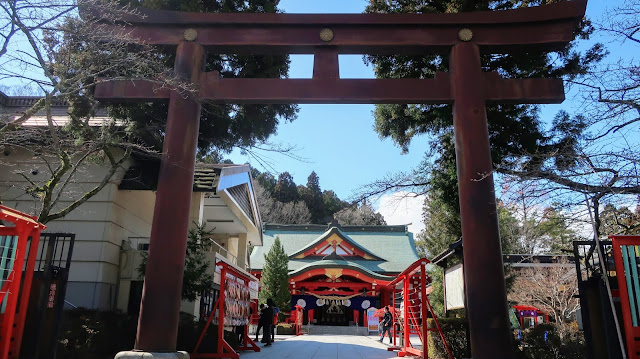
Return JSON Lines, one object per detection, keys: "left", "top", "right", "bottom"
{"left": 259, "top": 237, "right": 291, "bottom": 316}
{"left": 365, "top": 0, "right": 603, "bottom": 250}
{"left": 301, "top": 171, "right": 325, "bottom": 223}
{"left": 114, "top": 0, "right": 298, "bottom": 154}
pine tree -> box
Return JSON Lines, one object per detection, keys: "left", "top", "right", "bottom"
{"left": 259, "top": 237, "right": 291, "bottom": 317}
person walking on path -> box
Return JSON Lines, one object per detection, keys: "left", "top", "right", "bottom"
{"left": 255, "top": 304, "right": 265, "bottom": 342}
{"left": 379, "top": 306, "right": 393, "bottom": 344}
{"left": 261, "top": 299, "right": 275, "bottom": 346}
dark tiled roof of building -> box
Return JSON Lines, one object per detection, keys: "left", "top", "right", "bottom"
{"left": 119, "top": 159, "right": 241, "bottom": 193}
{"left": 193, "top": 165, "right": 220, "bottom": 192}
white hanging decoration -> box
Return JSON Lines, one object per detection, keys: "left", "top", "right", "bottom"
{"left": 316, "top": 298, "right": 325, "bottom": 306}
{"left": 361, "top": 299, "right": 371, "bottom": 309}
{"left": 344, "top": 299, "right": 351, "bottom": 307}
{"left": 297, "top": 298, "right": 307, "bottom": 308}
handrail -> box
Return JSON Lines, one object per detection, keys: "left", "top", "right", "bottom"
{"left": 205, "top": 239, "right": 238, "bottom": 263}
{"left": 64, "top": 300, "right": 78, "bottom": 309}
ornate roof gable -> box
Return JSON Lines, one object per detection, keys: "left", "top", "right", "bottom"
{"left": 288, "top": 226, "right": 383, "bottom": 261}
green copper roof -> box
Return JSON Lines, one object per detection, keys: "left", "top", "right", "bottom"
{"left": 251, "top": 224, "right": 420, "bottom": 275}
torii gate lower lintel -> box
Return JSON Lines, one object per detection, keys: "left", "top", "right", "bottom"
{"left": 91, "top": 2, "right": 587, "bottom": 358}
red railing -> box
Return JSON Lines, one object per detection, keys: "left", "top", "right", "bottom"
{"left": 0, "top": 205, "right": 46, "bottom": 359}
{"left": 384, "top": 258, "right": 453, "bottom": 359}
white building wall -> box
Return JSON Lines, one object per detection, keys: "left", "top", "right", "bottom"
{"left": 2, "top": 149, "right": 256, "bottom": 315}
{"left": 0, "top": 149, "right": 156, "bottom": 310}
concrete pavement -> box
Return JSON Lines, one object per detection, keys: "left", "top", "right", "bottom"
{"left": 239, "top": 335, "right": 399, "bottom": 359}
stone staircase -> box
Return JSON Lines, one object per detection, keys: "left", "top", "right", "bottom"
{"left": 304, "top": 325, "right": 369, "bottom": 335}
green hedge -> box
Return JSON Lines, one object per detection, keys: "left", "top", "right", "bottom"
{"left": 515, "top": 323, "right": 586, "bottom": 359}
{"left": 56, "top": 309, "right": 239, "bottom": 359}
{"left": 426, "top": 318, "right": 585, "bottom": 359}
{"left": 427, "top": 317, "right": 469, "bottom": 359}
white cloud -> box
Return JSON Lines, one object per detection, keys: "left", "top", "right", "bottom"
{"left": 376, "top": 192, "right": 426, "bottom": 235}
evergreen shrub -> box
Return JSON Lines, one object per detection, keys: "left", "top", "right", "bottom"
{"left": 56, "top": 309, "right": 238, "bottom": 358}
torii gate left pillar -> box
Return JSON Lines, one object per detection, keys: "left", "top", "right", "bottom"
{"left": 134, "top": 41, "right": 205, "bottom": 352}
{"left": 91, "top": 2, "right": 587, "bottom": 358}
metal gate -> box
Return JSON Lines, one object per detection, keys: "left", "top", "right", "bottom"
{"left": 20, "top": 233, "right": 75, "bottom": 359}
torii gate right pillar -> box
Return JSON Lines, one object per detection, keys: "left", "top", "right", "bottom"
{"left": 451, "top": 42, "right": 512, "bottom": 358}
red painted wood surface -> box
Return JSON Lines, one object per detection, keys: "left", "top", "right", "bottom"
{"left": 0, "top": 206, "right": 46, "bottom": 359}
{"left": 134, "top": 41, "right": 205, "bottom": 352}
{"left": 611, "top": 236, "right": 640, "bottom": 359}
{"left": 83, "top": 1, "right": 585, "bottom": 54}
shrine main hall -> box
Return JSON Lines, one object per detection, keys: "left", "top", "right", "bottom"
{"left": 250, "top": 221, "right": 419, "bottom": 326}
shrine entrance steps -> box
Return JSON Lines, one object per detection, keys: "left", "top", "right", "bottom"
{"left": 305, "top": 325, "right": 368, "bottom": 336}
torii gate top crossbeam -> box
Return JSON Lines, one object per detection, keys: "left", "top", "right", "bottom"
{"left": 85, "top": 0, "right": 585, "bottom": 54}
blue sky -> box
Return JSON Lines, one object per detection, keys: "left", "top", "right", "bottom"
{"left": 228, "top": 0, "right": 427, "bottom": 202}
{"left": 228, "top": 0, "right": 631, "bottom": 206}
{"left": 2, "top": 1, "right": 633, "bottom": 233}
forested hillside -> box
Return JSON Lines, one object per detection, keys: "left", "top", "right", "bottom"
{"left": 251, "top": 169, "right": 386, "bottom": 226}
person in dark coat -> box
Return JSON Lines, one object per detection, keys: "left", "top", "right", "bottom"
{"left": 379, "top": 306, "right": 393, "bottom": 344}
{"left": 261, "top": 299, "right": 274, "bottom": 346}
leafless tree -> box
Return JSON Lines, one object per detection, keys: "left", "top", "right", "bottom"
{"left": 0, "top": 0, "right": 185, "bottom": 223}
{"left": 254, "top": 183, "right": 312, "bottom": 224}
{"left": 487, "top": 1, "right": 640, "bottom": 238}
{"left": 334, "top": 202, "right": 387, "bottom": 226}
{"left": 509, "top": 259, "right": 581, "bottom": 339}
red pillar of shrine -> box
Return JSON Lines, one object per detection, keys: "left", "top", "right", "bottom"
{"left": 450, "top": 42, "right": 513, "bottom": 359}
{"left": 135, "top": 41, "right": 205, "bottom": 352}
{"left": 380, "top": 288, "right": 390, "bottom": 308}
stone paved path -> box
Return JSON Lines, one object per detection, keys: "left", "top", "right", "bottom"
{"left": 239, "top": 335, "right": 399, "bottom": 359}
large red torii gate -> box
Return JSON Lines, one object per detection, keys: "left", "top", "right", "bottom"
{"left": 89, "top": 2, "right": 587, "bottom": 358}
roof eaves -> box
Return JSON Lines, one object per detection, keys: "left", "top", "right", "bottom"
{"left": 287, "top": 226, "right": 384, "bottom": 261}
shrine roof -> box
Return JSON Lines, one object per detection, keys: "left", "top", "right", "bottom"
{"left": 287, "top": 226, "right": 383, "bottom": 260}
{"left": 250, "top": 224, "right": 419, "bottom": 274}
{"left": 287, "top": 259, "right": 394, "bottom": 281}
